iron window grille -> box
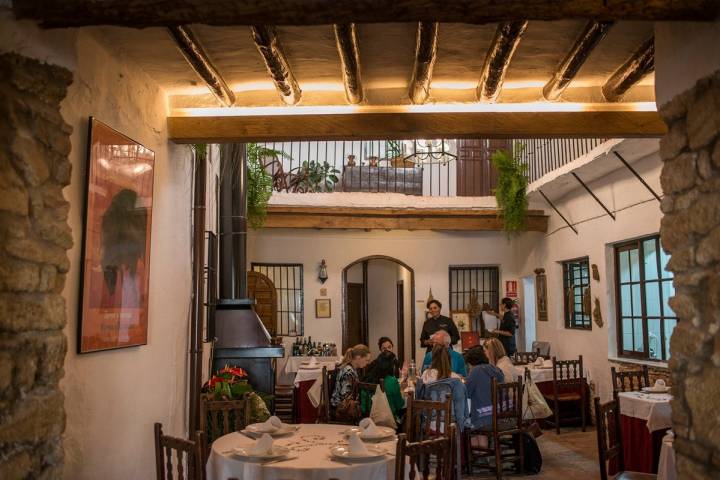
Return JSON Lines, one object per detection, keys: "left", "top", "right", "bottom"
{"left": 562, "top": 257, "right": 592, "bottom": 330}
{"left": 251, "top": 263, "right": 304, "bottom": 337}
{"left": 449, "top": 266, "right": 500, "bottom": 313}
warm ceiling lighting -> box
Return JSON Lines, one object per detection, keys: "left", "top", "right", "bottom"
{"left": 502, "top": 80, "right": 546, "bottom": 90}
{"left": 431, "top": 81, "right": 476, "bottom": 90}
{"left": 230, "top": 81, "right": 346, "bottom": 93}
{"left": 172, "top": 102, "right": 657, "bottom": 117}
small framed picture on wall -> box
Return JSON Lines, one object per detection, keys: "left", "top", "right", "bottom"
{"left": 451, "top": 310, "right": 471, "bottom": 332}
{"left": 315, "top": 299, "right": 331, "bottom": 318}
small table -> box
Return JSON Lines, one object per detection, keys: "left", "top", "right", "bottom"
{"left": 616, "top": 391, "right": 672, "bottom": 474}
{"left": 207, "top": 424, "right": 398, "bottom": 480}
{"left": 284, "top": 356, "right": 341, "bottom": 375}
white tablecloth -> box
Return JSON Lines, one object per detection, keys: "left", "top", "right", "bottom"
{"left": 618, "top": 391, "right": 673, "bottom": 433}
{"left": 284, "top": 356, "right": 341, "bottom": 375}
{"left": 207, "top": 424, "right": 398, "bottom": 480}
{"left": 657, "top": 430, "right": 676, "bottom": 480}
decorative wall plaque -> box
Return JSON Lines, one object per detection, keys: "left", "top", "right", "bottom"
{"left": 534, "top": 268, "right": 548, "bottom": 322}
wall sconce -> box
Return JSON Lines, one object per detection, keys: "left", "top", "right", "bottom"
{"left": 318, "top": 259, "right": 328, "bottom": 284}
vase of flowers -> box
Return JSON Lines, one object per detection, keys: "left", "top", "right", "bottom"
{"left": 203, "top": 365, "right": 252, "bottom": 400}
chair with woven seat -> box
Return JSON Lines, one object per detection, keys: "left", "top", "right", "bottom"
{"left": 594, "top": 397, "right": 656, "bottom": 480}
{"left": 200, "top": 397, "right": 251, "bottom": 446}
{"left": 394, "top": 423, "right": 456, "bottom": 480}
{"left": 512, "top": 349, "right": 540, "bottom": 365}
{"left": 611, "top": 365, "right": 650, "bottom": 394}
{"left": 154, "top": 422, "right": 205, "bottom": 480}
{"left": 466, "top": 378, "right": 525, "bottom": 479}
{"left": 543, "top": 355, "right": 586, "bottom": 434}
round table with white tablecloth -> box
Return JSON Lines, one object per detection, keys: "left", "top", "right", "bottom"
{"left": 207, "top": 424, "right": 398, "bottom": 480}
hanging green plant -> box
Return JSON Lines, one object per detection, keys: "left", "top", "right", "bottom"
{"left": 246, "top": 144, "right": 288, "bottom": 229}
{"left": 491, "top": 147, "right": 528, "bottom": 236}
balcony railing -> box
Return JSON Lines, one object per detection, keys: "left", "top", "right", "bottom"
{"left": 251, "top": 137, "right": 611, "bottom": 198}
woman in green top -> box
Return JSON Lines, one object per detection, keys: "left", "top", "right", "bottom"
{"left": 363, "top": 351, "right": 405, "bottom": 424}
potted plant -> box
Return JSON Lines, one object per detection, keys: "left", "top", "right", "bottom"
{"left": 491, "top": 147, "right": 529, "bottom": 236}
{"left": 292, "top": 160, "right": 340, "bottom": 192}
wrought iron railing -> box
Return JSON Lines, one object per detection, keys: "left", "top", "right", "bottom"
{"left": 513, "top": 138, "right": 610, "bottom": 183}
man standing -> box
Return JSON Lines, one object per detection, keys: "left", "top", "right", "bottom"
{"left": 419, "top": 299, "right": 460, "bottom": 351}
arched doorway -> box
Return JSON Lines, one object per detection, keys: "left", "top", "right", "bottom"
{"left": 341, "top": 255, "right": 416, "bottom": 363}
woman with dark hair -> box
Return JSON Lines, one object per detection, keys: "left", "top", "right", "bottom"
{"left": 419, "top": 299, "right": 460, "bottom": 351}
{"left": 464, "top": 345, "right": 504, "bottom": 428}
{"left": 493, "top": 297, "right": 517, "bottom": 356}
{"left": 364, "top": 351, "right": 405, "bottom": 423}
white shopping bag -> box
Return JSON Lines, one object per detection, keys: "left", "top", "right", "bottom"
{"left": 369, "top": 385, "right": 397, "bottom": 429}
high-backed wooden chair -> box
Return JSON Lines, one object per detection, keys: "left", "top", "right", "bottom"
{"left": 154, "top": 423, "right": 205, "bottom": 480}
{"left": 466, "top": 378, "right": 525, "bottom": 479}
{"left": 594, "top": 397, "right": 656, "bottom": 480}
{"left": 394, "top": 423, "right": 456, "bottom": 480}
{"left": 317, "top": 365, "right": 355, "bottom": 425}
{"left": 611, "top": 365, "right": 650, "bottom": 394}
{"left": 200, "top": 397, "right": 251, "bottom": 446}
{"left": 544, "top": 355, "right": 586, "bottom": 434}
{"left": 513, "top": 349, "right": 540, "bottom": 365}
{"left": 404, "top": 393, "right": 452, "bottom": 442}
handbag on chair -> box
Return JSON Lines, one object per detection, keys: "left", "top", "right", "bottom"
{"left": 335, "top": 382, "right": 361, "bottom": 422}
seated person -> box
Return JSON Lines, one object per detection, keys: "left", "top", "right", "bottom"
{"left": 464, "top": 345, "right": 505, "bottom": 429}
{"left": 421, "top": 330, "right": 467, "bottom": 377}
{"left": 331, "top": 344, "right": 370, "bottom": 409}
{"left": 365, "top": 336, "right": 399, "bottom": 380}
{"left": 484, "top": 337, "right": 517, "bottom": 383}
{"left": 363, "top": 350, "right": 405, "bottom": 424}
{"left": 421, "top": 344, "right": 463, "bottom": 384}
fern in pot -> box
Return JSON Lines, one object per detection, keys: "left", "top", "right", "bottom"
{"left": 246, "top": 144, "right": 288, "bottom": 228}
{"left": 491, "top": 147, "right": 528, "bottom": 236}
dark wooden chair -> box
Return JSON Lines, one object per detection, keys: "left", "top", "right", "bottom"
{"left": 317, "top": 365, "right": 355, "bottom": 425}
{"left": 611, "top": 365, "right": 650, "bottom": 394}
{"left": 404, "top": 393, "right": 452, "bottom": 442}
{"left": 200, "top": 397, "right": 251, "bottom": 446}
{"left": 512, "top": 349, "right": 540, "bottom": 365}
{"left": 154, "top": 422, "right": 205, "bottom": 480}
{"left": 543, "top": 355, "right": 586, "bottom": 434}
{"left": 466, "top": 378, "right": 525, "bottom": 479}
{"left": 395, "top": 423, "right": 456, "bottom": 480}
{"left": 594, "top": 397, "right": 656, "bottom": 480}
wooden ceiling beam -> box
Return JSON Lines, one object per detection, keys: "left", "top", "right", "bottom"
{"left": 409, "top": 22, "right": 439, "bottom": 105}
{"left": 167, "top": 110, "right": 667, "bottom": 143}
{"left": 477, "top": 20, "right": 529, "bottom": 103}
{"left": 167, "top": 26, "right": 235, "bottom": 107}
{"left": 250, "top": 25, "right": 301, "bottom": 105}
{"left": 333, "top": 23, "right": 364, "bottom": 104}
{"left": 602, "top": 37, "right": 655, "bottom": 102}
{"left": 542, "top": 21, "right": 614, "bottom": 101}
{"left": 15, "top": 1, "right": 720, "bottom": 27}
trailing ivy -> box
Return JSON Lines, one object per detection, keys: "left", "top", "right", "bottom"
{"left": 491, "top": 147, "right": 528, "bottom": 236}
{"left": 247, "top": 144, "right": 285, "bottom": 229}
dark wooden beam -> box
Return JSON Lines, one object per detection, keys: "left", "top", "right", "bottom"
{"left": 602, "top": 36, "right": 655, "bottom": 102}
{"left": 167, "top": 26, "right": 235, "bottom": 107}
{"left": 250, "top": 25, "right": 301, "bottom": 105}
{"left": 167, "top": 110, "right": 667, "bottom": 143}
{"left": 264, "top": 205, "right": 549, "bottom": 232}
{"left": 333, "top": 23, "right": 364, "bottom": 104}
{"left": 15, "top": 1, "right": 720, "bottom": 27}
{"left": 409, "top": 22, "right": 439, "bottom": 105}
{"left": 542, "top": 21, "right": 614, "bottom": 101}
{"left": 477, "top": 20, "right": 528, "bottom": 102}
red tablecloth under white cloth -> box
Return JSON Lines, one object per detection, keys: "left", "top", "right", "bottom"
{"left": 284, "top": 356, "right": 341, "bottom": 375}
{"left": 618, "top": 391, "right": 672, "bottom": 433}
{"left": 207, "top": 424, "right": 400, "bottom": 480}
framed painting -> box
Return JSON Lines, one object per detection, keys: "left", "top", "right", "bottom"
{"left": 535, "top": 268, "right": 548, "bottom": 322}
{"left": 450, "top": 310, "right": 471, "bottom": 332}
{"left": 78, "top": 118, "right": 155, "bottom": 353}
{"left": 315, "top": 299, "right": 331, "bottom": 318}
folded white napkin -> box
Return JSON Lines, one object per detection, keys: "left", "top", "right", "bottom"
{"left": 534, "top": 357, "right": 544, "bottom": 367}
{"left": 654, "top": 379, "right": 666, "bottom": 388}
{"left": 358, "top": 417, "right": 381, "bottom": 437}
{"left": 258, "top": 415, "right": 283, "bottom": 432}
{"left": 347, "top": 432, "right": 369, "bottom": 455}
{"left": 248, "top": 433, "right": 274, "bottom": 455}
{"left": 308, "top": 357, "right": 319, "bottom": 368}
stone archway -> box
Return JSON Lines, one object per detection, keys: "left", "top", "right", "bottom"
{"left": 0, "top": 53, "right": 73, "bottom": 478}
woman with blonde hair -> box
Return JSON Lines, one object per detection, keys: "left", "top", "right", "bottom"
{"left": 331, "top": 344, "right": 371, "bottom": 408}
{"left": 484, "top": 338, "right": 517, "bottom": 383}
{"left": 421, "top": 344, "right": 462, "bottom": 384}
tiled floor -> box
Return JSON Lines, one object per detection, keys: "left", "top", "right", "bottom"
{"left": 464, "top": 427, "right": 599, "bottom": 479}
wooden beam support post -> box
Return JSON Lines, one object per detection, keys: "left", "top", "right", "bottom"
{"left": 477, "top": 20, "right": 528, "bottom": 102}
{"left": 333, "top": 23, "right": 364, "bottom": 104}
{"left": 408, "top": 22, "right": 439, "bottom": 105}
{"left": 250, "top": 25, "right": 302, "bottom": 105}
{"left": 167, "top": 26, "right": 235, "bottom": 107}
{"left": 602, "top": 36, "right": 655, "bottom": 102}
{"left": 542, "top": 21, "right": 614, "bottom": 101}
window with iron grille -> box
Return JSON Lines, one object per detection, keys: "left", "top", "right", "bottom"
{"left": 251, "top": 263, "right": 304, "bottom": 336}
{"left": 449, "top": 266, "right": 499, "bottom": 312}
{"left": 614, "top": 235, "right": 676, "bottom": 361}
{"left": 562, "top": 257, "right": 591, "bottom": 330}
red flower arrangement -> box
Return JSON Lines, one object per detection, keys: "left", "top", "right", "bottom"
{"left": 202, "top": 364, "right": 251, "bottom": 400}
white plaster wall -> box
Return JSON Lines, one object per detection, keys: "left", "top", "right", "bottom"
{"left": 398, "top": 265, "right": 413, "bottom": 364}
{"left": 515, "top": 148, "right": 664, "bottom": 401}
{"left": 1, "top": 15, "right": 192, "bottom": 479}
{"left": 367, "top": 260, "right": 400, "bottom": 356}
{"left": 248, "top": 229, "right": 518, "bottom": 362}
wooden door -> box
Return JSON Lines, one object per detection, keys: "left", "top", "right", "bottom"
{"left": 345, "top": 283, "right": 366, "bottom": 351}
{"left": 456, "top": 139, "right": 510, "bottom": 196}
{"left": 247, "top": 271, "right": 278, "bottom": 336}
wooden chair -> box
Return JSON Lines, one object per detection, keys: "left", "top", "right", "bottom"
{"left": 513, "top": 349, "right": 540, "bottom": 365}
{"left": 200, "top": 397, "right": 251, "bottom": 446}
{"left": 594, "top": 397, "right": 656, "bottom": 480}
{"left": 395, "top": 423, "right": 456, "bottom": 480}
{"left": 404, "top": 393, "right": 452, "bottom": 442}
{"left": 611, "top": 365, "right": 650, "bottom": 394}
{"left": 544, "top": 355, "right": 586, "bottom": 434}
{"left": 317, "top": 365, "right": 355, "bottom": 425}
{"left": 466, "top": 378, "right": 525, "bottom": 479}
{"left": 154, "top": 422, "right": 205, "bottom": 480}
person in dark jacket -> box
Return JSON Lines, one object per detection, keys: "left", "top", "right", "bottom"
{"left": 419, "top": 299, "right": 459, "bottom": 351}
{"left": 464, "top": 345, "right": 504, "bottom": 428}
{"left": 493, "top": 297, "right": 517, "bottom": 356}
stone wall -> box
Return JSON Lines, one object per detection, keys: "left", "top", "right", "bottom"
{"left": 0, "top": 53, "right": 73, "bottom": 479}
{"left": 659, "top": 70, "right": 720, "bottom": 479}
